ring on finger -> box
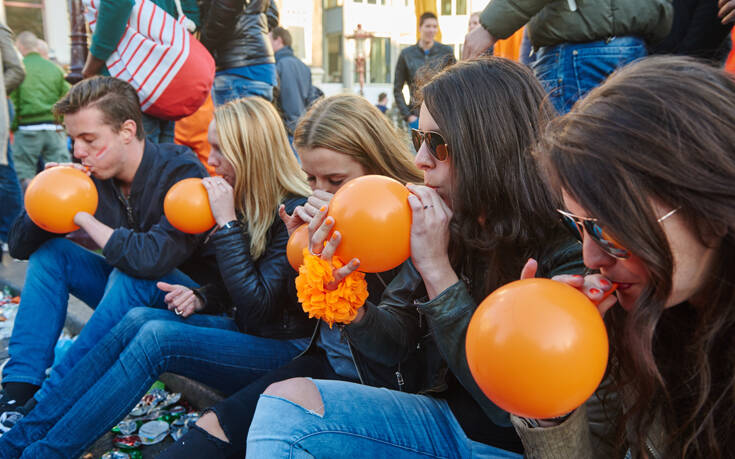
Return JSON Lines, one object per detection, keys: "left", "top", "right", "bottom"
{"left": 423, "top": 205, "right": 434, "bottom": 209}
{"left": 175, "top": 308, "right": 183, "bottom": 316}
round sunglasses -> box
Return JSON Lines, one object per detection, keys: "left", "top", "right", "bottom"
{"left": 411, "top": 128, "right": 449, "bottom": 161}
{"left": 557, "top": 208, "right": 680, "bottom": 260}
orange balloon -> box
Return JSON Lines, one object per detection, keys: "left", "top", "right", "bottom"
{"left": 465, "top": 278, "right": 609, "bottom": 419}
{"left": 164, "top": 178, "right": 216, "bottom": 234}
{"left": 327, "top": 175, "right": 411, "bottom": 273}
{"left": 24, "top": 166, "right": 98, "bottom": 234}
{"left": 287, "top": 224, "right": 309, "bottom": 270}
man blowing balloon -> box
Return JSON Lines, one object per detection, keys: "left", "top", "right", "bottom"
{"left": 2, "top": 76, "right": 222, "bottom": 427}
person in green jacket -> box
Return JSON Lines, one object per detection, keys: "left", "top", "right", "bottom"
{"left": 463, "top": 0, "right": 673, "bottom": 114}
{"left": 81, "top": 0, "right": 201, "bottom": 145}
{"left": 10, "top": 31, "right": 69, "bottom": 190}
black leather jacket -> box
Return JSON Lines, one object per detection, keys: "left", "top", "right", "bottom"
{"left": 196, "top": 196, "right": 316, "bottom": 340}
{"left": 199, "top": 0, "right": 279, "bottom": 70}
{"left": 393, "top": 42, "right": 455, "bottom": 120}
{"left": 345, "top": 238, "right": 584, "bottom": 426}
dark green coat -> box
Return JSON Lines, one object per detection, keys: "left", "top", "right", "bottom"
{"left": 481, "top": 0, "right": 673, "bottom": 48}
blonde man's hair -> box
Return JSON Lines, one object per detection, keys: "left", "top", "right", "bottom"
{"left": 294, "top": 94, "right": 423, "bottom": 184}
{"left": 214, "top": 97, "right": 311, "bottom": 259}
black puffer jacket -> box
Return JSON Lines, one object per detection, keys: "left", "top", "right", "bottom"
{"left": 199, "top": 0, "right": 278, "bottom": 71}
{"left": 196, "top": 196, "right": 316, "bottom": 339}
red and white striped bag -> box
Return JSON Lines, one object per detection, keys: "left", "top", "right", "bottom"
{"left": 83, "top": 0, "right": 214, "bottom": 120}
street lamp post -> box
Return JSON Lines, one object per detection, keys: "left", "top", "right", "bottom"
{"left": 346, "top": 24, "right": 373, "bottom": 96}
{"left": 67, "top": 0, "right": 87, "bottom": 84}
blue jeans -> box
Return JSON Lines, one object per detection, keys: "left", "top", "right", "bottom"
{"left": 0, "top": 307, "right": 308, "bottom": 458}
{"left": 212, "top": 74, "right": 274, "bottom": 106}
{"left": 247, "top": 379, "right": 523, "bottom": 459}
{"left": 531, "top": 36, "right": 647, "bottom": 114}
{"left": 0, "top": 143, "right": 22, "bottom": 243}
{"left": 3, "top": 238, "right": 197, "bottom": 400}
{"left": 141, "top": 113, "right": 175, "bottom": 144}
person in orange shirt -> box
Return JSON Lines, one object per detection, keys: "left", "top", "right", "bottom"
{"left": 174, "top": 94, "right": 216, "bottom": 175}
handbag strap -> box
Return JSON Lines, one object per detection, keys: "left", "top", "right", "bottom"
{"left": 174, "top": 0, "right": 197, "bottom": 33}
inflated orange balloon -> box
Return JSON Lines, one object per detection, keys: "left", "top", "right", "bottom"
{"left": 465, "top": 278, "right": 609, "bottom": 419}
{"left": 287, "top": 224, "right": 309, "bottom": 270}
{"left": 327, "top": 175, "right": 411, "bottom": 273}
{"left": 24, "top": 166, "right": 98, "bottom": 234}
{"left": 164, "top": 178, "right": 216, "bottom": 234}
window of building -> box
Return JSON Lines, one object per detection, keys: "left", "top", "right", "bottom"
{"left": 367, "top": 0, "right": 377, "bottom": 3}
{"left": 326, "top": 34, "right": 343, "bottom": 83}
{"left": 324, "top": 0, "right": 343, "bottom": 8}
{"left": 370, "top": 37, "right": 391, "bottom": 84}
{"left": 290, "top": 26, "right": 306, "bottom": 60}
{"left": 456, "top": 0, "right": 467, "bottom": 15}
{"left": 441, "top": 0, "right": 452, "bottom": 15}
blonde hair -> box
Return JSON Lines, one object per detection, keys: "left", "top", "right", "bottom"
{"left": 214, "top": 97, "right": 311, "bottom": 259}
{"left": 294, "top": 94, "right": 423, "bottom": 184}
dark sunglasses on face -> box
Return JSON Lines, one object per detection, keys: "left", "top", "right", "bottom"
{"left": 556, "top": 208, "right": 680, "bottom": 260}
{"left": 411, "top": 128, "right": 449, "bottom": 161}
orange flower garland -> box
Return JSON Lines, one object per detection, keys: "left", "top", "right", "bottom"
{"left": 295, "top": 248, "right": 369, "bottom": 327}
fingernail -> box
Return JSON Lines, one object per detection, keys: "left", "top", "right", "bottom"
{"left": 331, "top": 233, "right": 338, "bottom": 241}
{"left": 320, "top": 206, "right": 326, "bottom": 212}
{"left": 573, "top": 275, "right": 583, "bottom": 278}
{"left": 352, "top": 260, "right": 359, "bottom": 267}
{"left": 589, "top": 288, "right": 601, "bottom": 295}
{"left": 325, "top": 217, "right": 334, "bottom": 225}
{"left": 599, "top": 279, "right": 610, "bottom": 287}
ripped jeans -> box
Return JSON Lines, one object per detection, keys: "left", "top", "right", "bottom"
{"left": 246, "top": 379, "right": 523, "bottom": 458}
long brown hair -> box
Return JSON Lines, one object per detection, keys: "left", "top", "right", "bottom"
{"left": 538, "top": 56, "right": 735, "bottom": 457}
{"left": 294, "top": 94, "right": 423, "bottom": 184}
{"left": 421, "top": 57, "right": 563, "bottom": 300}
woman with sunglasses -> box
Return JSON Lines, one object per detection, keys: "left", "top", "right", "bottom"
{"left": 244, "top": 57, "right": 585, "bottom": 458}
{"left": 157, "top": 94, "right": 426, "bottom": 457}
{"left": 510, "top": 56, "right": 735, "bottom": 458}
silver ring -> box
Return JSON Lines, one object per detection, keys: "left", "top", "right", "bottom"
{"left": 423, "top": 205, "right": 433, "bottom": 209}
{"left": 309, "top": 247, "right": 322, "bottom": 257}
{"left": 175, "top": 308, "right": 183, "bottom": 316}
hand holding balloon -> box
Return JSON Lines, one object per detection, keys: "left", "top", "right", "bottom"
{"left": 201, "top": 177, "right": 237, "bottom": 227}
{"left": 406, "top": 184, "right": 457, "bottom": 299}
{"left": 520, "top": 258, "right": 618, "bottom": 317}
{"left": 308, "top": 205, "right": 361, "bottom": 290}
{"left": 279, "top": 190, "right": 334, "bottom": 236}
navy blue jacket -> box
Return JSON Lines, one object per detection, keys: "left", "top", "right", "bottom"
{"left": 9, "top": 142, "right": 222, "bottom": 295}
{"left": 274, "top": 46, "right": 312, "bottom": 134}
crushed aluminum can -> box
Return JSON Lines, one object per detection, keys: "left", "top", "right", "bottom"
{"left": 159, "top": 392, "right": 181, "bottom": 409}
{"left": 101, "top": 451, "right": 130, "bottom": 459}
{"left": 172, "top": 411, "right": 200, "bottom": 428}
{"left": 113, "top": 435, "right": 141, "bottom": 450}
{"left": 157, "top": 412, "right": 176, "bottom": 424}
{"left": 113, "top": 420, "right": 138, "bottom": 436}
{"left": 168, "top": 405, "right": 186, "bottom": 417}
{"left": 170, "top": 425, "right": 189, "bottom": 442}
{"left": 138, "top": 420, "right": 169, "bottom": 445}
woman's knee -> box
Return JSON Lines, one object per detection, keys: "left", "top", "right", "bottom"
{"left": 263, "top": 377, "right": 324, "bottom": 416}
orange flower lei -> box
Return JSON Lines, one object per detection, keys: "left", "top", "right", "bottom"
{"left": 295, "top": 248, "right": 369, "bottom": 327}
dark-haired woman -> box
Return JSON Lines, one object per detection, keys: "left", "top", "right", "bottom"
{"left": 508, "top": 56, "right": 735, "bottom": 458}
{"left": 244, "top": 57, "right": 584, "bottom": 458}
